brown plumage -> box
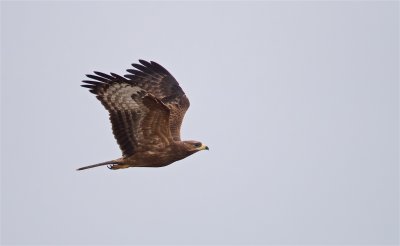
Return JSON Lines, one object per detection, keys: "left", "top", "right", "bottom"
{"left": 77, "top": 60, "right": 208, "bottom": 171}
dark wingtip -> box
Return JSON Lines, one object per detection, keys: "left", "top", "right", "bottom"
{"left": 82, "top": 80, "right": 101, "bottom": 84}
{"left": 149, "top": 60, "right": 170, "bottom": 74}
{"left": 124, "top": 74, "right": 135, "bottom": 79}
{"left": 94, "top": 71, "right": 119, "bottom": 81}
{"left": 131, "top": 63, "right": 146, "bottom": 70}
{"left": 139, "top": 59, "right": 152, "bottom": 67}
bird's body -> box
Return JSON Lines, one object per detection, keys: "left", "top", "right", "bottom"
{"left": 77, "top": 60, "right": 208, "bottom": 171}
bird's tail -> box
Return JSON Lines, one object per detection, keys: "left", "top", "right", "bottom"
{"left": 76, "top": 160, "right": 120, "bottom": 171}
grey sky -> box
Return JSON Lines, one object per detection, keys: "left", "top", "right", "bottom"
{"left": 1, "top": 1, "right": 398, "bottom": 245}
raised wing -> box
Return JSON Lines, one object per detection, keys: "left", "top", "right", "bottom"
{"left": 82, "top": 72, "right": 173, "bottom": 157}
{"left": 124, "top": 60, "right": 190, "bottom": 141}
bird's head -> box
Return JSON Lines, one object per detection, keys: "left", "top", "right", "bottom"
{"left": 182, "top": 140, "right": 209, "bottom": 153}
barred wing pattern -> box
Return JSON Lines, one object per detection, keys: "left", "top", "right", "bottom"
{"left": 124, "top": 60, "right": 190, "bottom": 141}
{"left": 82, "top": 72, "right": 172, "bottom": 157}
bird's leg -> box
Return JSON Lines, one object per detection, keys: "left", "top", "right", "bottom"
{"left": 107, "top": 164, "right": 130, "bottom": 170}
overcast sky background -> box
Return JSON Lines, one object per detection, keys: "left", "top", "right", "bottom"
{"left": 1, "top": 1, "right": 398, "bottom": 245}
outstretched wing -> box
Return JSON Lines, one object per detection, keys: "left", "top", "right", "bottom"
{"left": 82, "top": 72, "right": 173, "bottom": 157}
{"left": 124, "top": 60, "right": 190, "bottom": 141}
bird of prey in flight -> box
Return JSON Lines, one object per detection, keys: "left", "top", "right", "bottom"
{"left": 77, "top": 60, "right": 208, "bottom": 171}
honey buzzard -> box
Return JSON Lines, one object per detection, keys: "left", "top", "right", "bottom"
{"left": 77, "top": 60, "right": 208, "bottom": 171}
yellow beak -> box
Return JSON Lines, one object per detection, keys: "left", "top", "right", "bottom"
{"left": 198, "top": 144, "right": 209, "bottom": 151}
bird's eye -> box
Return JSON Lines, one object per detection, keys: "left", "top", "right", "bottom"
{"left": 194, "top": 143, "right": 202, "bottom": 147}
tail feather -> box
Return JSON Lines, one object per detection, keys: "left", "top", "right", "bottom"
{"left": 76, "top": 160, "right": 119, "bottom": 171}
